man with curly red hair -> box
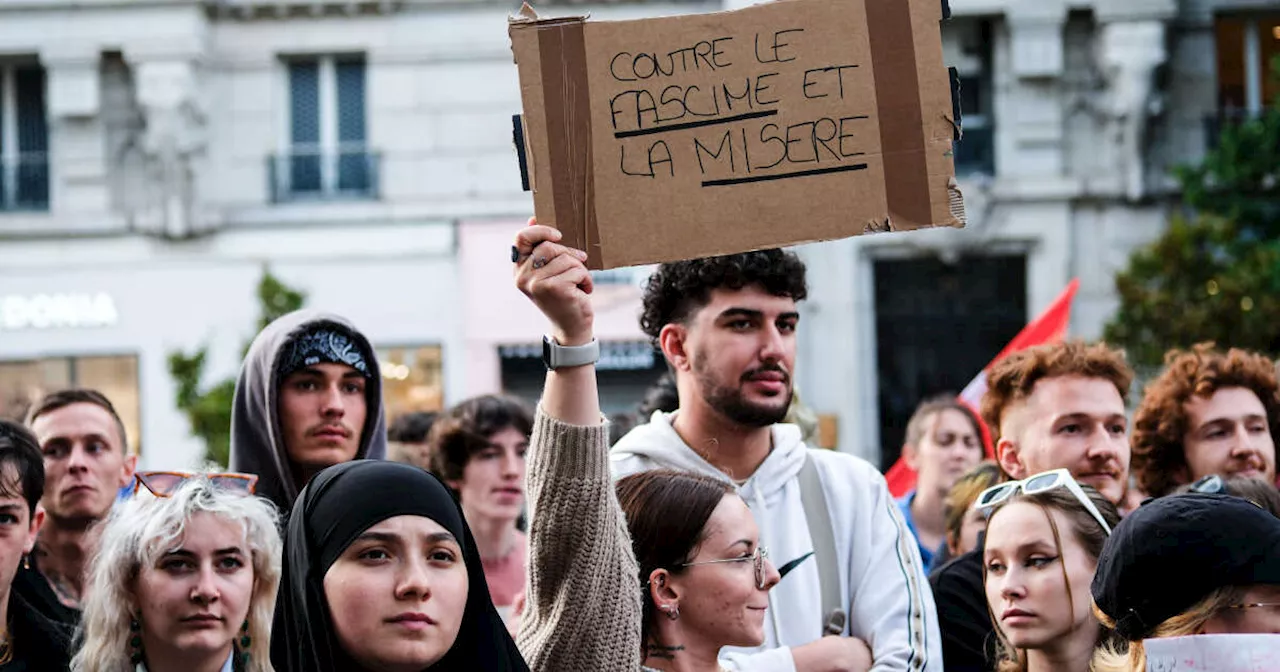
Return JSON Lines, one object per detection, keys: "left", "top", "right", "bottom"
{"left": 1132, "top": 343, "right": 1279, "bottom": 498}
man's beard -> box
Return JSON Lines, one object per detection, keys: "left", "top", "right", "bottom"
{"left": 694, "top": 357, "right": 792, "bottom": 428}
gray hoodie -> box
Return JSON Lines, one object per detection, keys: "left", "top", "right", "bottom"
{"left": 230, "top": 309, "right": 387, "bottom": 514}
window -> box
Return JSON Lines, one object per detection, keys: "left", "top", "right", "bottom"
{"left": 271, "top": 55, "right": 376, "bottom": 202}
{"left": 943, "top": 20, "right": 995, "bottom": 176}
{"left": 0, "top": 355, "right": 142, "bottom": 455}
{"left": 1215, "top": 15, "right": 1280, "bottom": 117}
{"left": 0, "top": 62, "right": 49, "bottom": 212}
{"left": 378, "top": 345, "right": 445, "bottom": 423}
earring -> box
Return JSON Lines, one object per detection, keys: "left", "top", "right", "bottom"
{"left": 237, "top": 620, "right": 251, "bottom": 666}
{"left": 20, "top": 555, "right": 28, "bottom": 571}
{"left": 662, "top": 605, "right": 679, "bottom": 620}
{"left": 128, "top": 616, "right": 143, "bottom": 665}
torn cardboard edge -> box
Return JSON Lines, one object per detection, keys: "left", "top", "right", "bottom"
{"left": 510, "top": 0, "right": 963, "bottom": 269}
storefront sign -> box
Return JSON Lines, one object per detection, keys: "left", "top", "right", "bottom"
{"left": 0, "top": 293, "right": 119, "bottom": 331}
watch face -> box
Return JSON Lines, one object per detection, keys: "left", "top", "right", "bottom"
{"left": 542, "top": 336, "right": 553, "bottom": 369}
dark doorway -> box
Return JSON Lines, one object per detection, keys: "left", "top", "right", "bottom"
{"left": 874, "top": 254, "right": 1028, "bottom": 470}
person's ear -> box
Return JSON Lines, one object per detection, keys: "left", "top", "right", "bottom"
{"left": 997, "top": 437, "right": 1027, "bottom": 480}
{"left": 647, "top": 568, "right": 682, "bottom": 617}
{"left": 23, "top": 506, "right": 44, "bottom": 555}
{"left": 659, "top": 324, "right": 691, "bottom": 373}
{"left": 119, "top": 452, "right": 138, "bottom": 489}
{"left": 901, "top": 443, "right": 920, "bottom": 471}
{"left": 945, "top": 532, "right": 960, "bottom": 558}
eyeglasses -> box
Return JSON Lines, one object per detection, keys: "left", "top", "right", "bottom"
{"left": 1190, "top": 474, "right": 1226, "bottom": 495}
{"left": 974, "top": 468, "right": 1113, "bottom": 536}
{"left": 680, "top": 546, "right": 771, "bottom": 589}
{"left": 133, "top": 471, "right": 258, "bottom": 498}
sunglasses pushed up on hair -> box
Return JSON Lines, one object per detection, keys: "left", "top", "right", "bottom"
{"left": 133, "top": 471, "right": 259, "bottom": 498}
{"left": 973, "top": 468, "right": 1112, "bottom": 536}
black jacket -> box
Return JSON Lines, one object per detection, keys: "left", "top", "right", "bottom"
{"left": 0, "top": 589, "right": 73, "bottom": 672}
{"left": 929, "top": 546, "right": 997, "bottom": 672}
{"left": 10, "top": 555, "right": 79, "bottom": 628}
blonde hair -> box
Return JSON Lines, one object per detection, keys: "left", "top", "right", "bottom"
{"left": 943, "top": 460, "right": 1002, "bottom": 550}
{"left": 1090, "top": 586, "right": 1247, "bottom": 672}
{"left": 71, "top": 478, "right": 282, "bottom": 672}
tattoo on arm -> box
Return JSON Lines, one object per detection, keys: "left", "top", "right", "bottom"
{"left": 645, "top": 644, "right": 686, "bottom": 661}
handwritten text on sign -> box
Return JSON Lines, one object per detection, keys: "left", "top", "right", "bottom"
{"left": 601, "top": 28, "right": 871, "bottom": 187}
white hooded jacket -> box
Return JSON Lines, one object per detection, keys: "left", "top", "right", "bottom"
{"left": 611, "top": 411, "right": 942, "bottom": 672}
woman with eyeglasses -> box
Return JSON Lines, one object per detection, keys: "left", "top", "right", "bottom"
{"left": 71, "top": 475, "right": 280, "bottom": 672}
{"left": 978, "top": 469, "right": 1122, "bottom": 672}
{"left": 1090, "top": 493, "right": 1280, "bottom": 672}
{"left": 512, "top": 221, "right": 797, "bottom": 672}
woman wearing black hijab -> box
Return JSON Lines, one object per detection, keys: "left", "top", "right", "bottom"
{"left": 270, "top": 459, "right": 528, "bottom": 671}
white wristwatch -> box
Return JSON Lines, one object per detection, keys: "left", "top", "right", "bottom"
{"left": 541, "top": 335, "right": 600, "bottom": 370}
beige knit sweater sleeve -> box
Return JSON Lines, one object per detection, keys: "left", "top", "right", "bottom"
{"left": 517, "top": 409, "right": 643, "bottom": 672}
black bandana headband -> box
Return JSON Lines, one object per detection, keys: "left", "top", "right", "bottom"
{"left": 279, "top": 327, "right": 370, "bottom": 379}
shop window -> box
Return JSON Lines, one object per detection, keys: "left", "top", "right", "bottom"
{"left": 378, "top": 345, "right": 445, "bottom": 422}
{"left": 0, "top": 354, "right": 141, "bottom": 454}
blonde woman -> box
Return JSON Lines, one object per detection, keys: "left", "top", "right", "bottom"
{"left": 978, "top": 470, "right": 1123, "bottom": 672}
{"left": 72, "top": 474, "right": 281, "bottom": 672}
{"left": 1091, "top": 493, "right": 1280, "bottom": 671}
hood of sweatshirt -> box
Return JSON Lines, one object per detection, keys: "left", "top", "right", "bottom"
{"left": 610, "top": 410, "right": 807, "bottom": 502}
{"left": 229, "top": 309, "right": 387, "bottom": 514}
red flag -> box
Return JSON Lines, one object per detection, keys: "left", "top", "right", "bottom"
{"left": 886, "top": 279, "right": 1081, "bottom": 498}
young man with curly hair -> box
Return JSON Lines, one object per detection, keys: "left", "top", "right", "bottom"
{"left": 1132, "top": 343, "right": 1279, "bottom": 497}
{"left": 611, "top": 249, "right": 941, "bottom": 672}
{"left": 930, "top": 340, "right": 1134, "bottom": 672}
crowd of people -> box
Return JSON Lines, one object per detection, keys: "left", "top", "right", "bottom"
{"left": 0, "top": 218, "right": 1276, "bottom": 671}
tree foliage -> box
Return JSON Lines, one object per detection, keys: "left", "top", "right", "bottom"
{"left": 169, "top": 269, "right": 306, "bottom": 467}
{"left": 1105, "top": 98, "right": 1280, "bottom": 368}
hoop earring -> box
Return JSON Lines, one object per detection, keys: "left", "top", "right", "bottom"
{"left": 128, "top": 616, "right": 143, "bottom": 665}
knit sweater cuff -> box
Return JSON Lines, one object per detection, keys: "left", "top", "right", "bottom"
{"left": 529, "top": 407, "right": 611, "bottom": 484}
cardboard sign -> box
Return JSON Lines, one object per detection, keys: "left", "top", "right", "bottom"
{"left": 1144, "top": 634, "right": 1280, "bottom": 671}
{"left": 509, "top": 0, "right": 964, "bottom": 269}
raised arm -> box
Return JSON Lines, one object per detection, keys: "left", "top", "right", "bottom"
{"left": 512, "top": 221, "right": 643, "bottom": 672}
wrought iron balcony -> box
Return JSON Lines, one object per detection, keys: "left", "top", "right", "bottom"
{"left": 0, "top": 151, "right": 49, "bottom": 212}
{"left": 267, "top": 147, "right": 380, "bottom": 204}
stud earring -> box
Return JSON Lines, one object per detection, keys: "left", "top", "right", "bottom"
{"left": 662, "top": 605, "right": 679, "bottom": 620}
{"left": 20, "top": 555, "right": 28, "bottom": 571}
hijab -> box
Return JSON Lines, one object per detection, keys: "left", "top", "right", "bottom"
{"left": 270, "top": 460, "right": 528, "bottom": 672}
{"left": 230, "top": 310, "right": 388, "bottom": 514}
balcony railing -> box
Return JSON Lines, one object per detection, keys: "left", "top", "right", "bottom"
{"left": 267, "top": 147, "right": 380, "bottom": 204}
{"left": 0, "top": 152, "right": 50, "bottom": 212}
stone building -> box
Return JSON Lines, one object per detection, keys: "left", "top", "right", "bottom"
{"left": 0, "top": 0, "right": 1266, "bottom": 467}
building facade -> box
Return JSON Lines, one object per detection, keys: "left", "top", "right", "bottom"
{"left": 0, "top": 0, "right": 1267, "bottom": 469}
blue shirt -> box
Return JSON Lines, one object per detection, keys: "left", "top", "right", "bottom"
{"left": 896, "top": 491, "right": 941, "bottom": 574}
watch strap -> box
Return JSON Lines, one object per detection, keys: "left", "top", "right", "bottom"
{"left": 544, "top": 336, "right": 600, "bottom": 370}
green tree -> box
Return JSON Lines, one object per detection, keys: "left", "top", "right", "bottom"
{"left": 1104, "top": 97, "right": 1280, "bottom": 368}
{"left": 169, "top": 269, "right": 306, "bottom": 466}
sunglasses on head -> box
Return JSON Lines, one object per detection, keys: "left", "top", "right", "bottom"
{"left": 974, "top": 468, "right": 1112, "bottom": 535}
{"left": 133, "top": 471, "right": 259, "bottom": 498}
